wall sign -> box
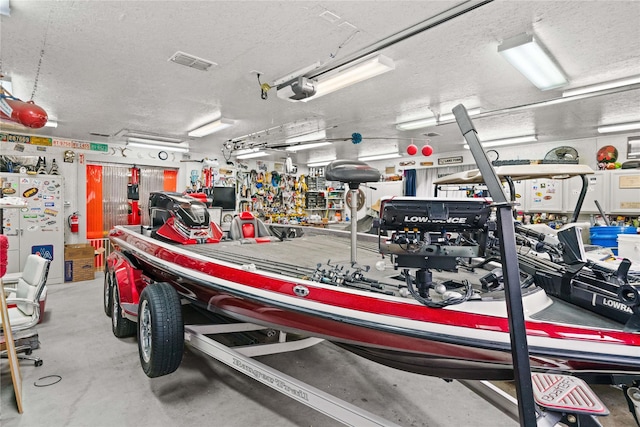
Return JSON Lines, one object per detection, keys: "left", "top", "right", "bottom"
{"left": 438, "top": 156, "right": 463, "bottom": 165}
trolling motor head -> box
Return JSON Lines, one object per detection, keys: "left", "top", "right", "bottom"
{"left": 325, "top": 160, "right": 381, "bottom": 264}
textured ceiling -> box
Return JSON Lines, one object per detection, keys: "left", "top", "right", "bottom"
{"left": 1, "top": 0, "right": 639, "bottom": 165}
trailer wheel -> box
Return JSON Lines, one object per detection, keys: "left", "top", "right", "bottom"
{"left": 111, "top": 281, "right": 136, "bottom": 338}
{"left": 103, "top": 265, "right": 113, "bottom": 317}
{"left": 137, "top": 282, "right": 184, "bottom": 378}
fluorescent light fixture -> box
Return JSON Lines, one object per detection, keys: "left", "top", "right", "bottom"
{"left": 396, "top": 108, "right": 481, "bottom": 130}
{"left": 396, "top": 116, "right": 437, "bottom": 131}
{"left": 307, "top": 159, "right": 335, "bottom": 167}
{"left": 285, "top": 141, "right": 332, "bottom": 151}
{"left": 358, "top": 153, "right": 401, "bottom": 162}
{"left": 0, "top": 77, "right": 12, "bottom": 93}
{"left": 498, "top": 33, "right": 567, "bottom": 90}
{"left": 235, "top": 148, "right": 260, "bottom": 156}
{"left": 286, "top": 130, "right": 326, "bottom": 144}
{"left": 301, "top": 54, "right": 395, "bottom": 101}
{"left": 0, "top": 0, "right": 9, "bottom": 16}
{"left": 44, "top": 120, "right": 58, "bottom": 128}
{"left": 126, "top": 142, "right": 189, "bottom": 153}
{"left": 188, "top": 118, "right": 234, "bottom": 137}
{"left": 463, "top": 134, "right": 537, "bottom": 149}
{"left": 237, "top": 151, "right": 268, "bottom": 160}
{"left": 563, "top": 75, "right": 640, "bottom": 98}
{"left": 439, "top": 108, "right": 481, "bottom": 123}
{"left": 597, "top": 121, "right": 640, "bottom": 134}
{"left": 126, "top": 136, "right": 187, "bottom": 145}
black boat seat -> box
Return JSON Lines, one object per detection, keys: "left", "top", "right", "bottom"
{"left": 229, "top": 211, "right": 279, "bottom": 244}
{"left": 325, "top": 160, "right": 381, "bottom": 189}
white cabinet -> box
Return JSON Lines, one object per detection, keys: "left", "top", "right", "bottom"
{"left": 523, "top": 178, "right": 563, "bottom": 212}
{"left": 609, "top": 169, "right": 640, "bottom": 214}
{"left": 0, "top": 173, "right": 65, "bottom": 284}
{"left": 563, "top": 171, "right": 608, "bottom": 214}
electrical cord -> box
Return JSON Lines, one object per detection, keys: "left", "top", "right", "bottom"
{"left": 257, "top": 73, "right": 271, "bottom": 100}
{"left": 403, "top": 269, "right": 473, "bottom": 308}
{"left": 34, "top": 375, "right": 62, "bottom": 387}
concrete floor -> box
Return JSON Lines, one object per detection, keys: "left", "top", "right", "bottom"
{"left": 1, "top": 273, "right": 635, "bottom": 426}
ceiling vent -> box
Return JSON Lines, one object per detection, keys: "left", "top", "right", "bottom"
{"left": 168, "top": 51, "right": 217, "bottom": 72}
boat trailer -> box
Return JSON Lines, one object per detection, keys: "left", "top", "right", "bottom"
{"left": 183, "top": 318, "right": 622, "bottom": 427}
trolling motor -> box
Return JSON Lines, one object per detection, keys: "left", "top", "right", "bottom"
{"left": 325, "top": 160, "right": 381, "bottom": 264}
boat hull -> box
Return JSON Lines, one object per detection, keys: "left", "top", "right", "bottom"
{"left": 108, "top": 226, "right": 640, "bottom": 383}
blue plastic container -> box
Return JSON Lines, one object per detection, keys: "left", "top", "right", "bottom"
{"left": 590, "top": 226, "right": 637, "bottom": 255}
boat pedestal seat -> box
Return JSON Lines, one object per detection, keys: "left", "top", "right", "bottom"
{"left": 325, "top": 159, "right": 381, "bottom": 190}
{"left": 229, "top": 212, "right": 279, "bottom": 244}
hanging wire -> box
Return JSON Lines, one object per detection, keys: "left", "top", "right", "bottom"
{"left": 257, "top": 73, "right": 271, "bottom": 100}
{"left": 329, "top": 30, "right": 360, "bottom": 60}
{"left": 30, "top": 5, "right": 56, "bottom": 101}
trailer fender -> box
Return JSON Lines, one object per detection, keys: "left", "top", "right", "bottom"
{"left": 107, "top": 251, "right": 144, "bottom": 320}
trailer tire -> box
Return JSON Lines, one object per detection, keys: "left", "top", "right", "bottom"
{"left": 137, "top": 282, "right": 184, "bottom": 378}
{"left": 111, "top": 280, "right": 136, "bottom": 338}
{"left": 103, "top": 265, "right": 113, "bottom": 317}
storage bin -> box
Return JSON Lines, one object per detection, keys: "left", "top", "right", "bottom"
{"left": 618, "top": 234, "right": 640, "bottom": 263}
{"left": 590, "top": 226, "right": 637, "bottom": 255}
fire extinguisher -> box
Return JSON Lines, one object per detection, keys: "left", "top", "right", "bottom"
{"left": 68, "top": 212, "right": 79, "bottom": 233}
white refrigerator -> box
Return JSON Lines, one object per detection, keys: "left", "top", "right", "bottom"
{"left": 1, "top": 173, "right": 64, "bottom": 284}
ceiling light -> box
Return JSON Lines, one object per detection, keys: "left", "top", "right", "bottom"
{"left": 0, "top": 77, "right": 12, "bottom": 93}
{"left": 311, "top": 54, "right": 394, "bottom": 99}
{"left": 279, "top": 54, "right": 395, "bottom": 102}
{"left": 463, "top": 134, "right": 537, "bottom": 149}
{"left": 439, "top": 108, "right": 481, "bottom": 123}
{"left": 126, "top": 142, "right": 189, "bottom": 153}
{"left": 285, "top": 130, "right": 326, "bottom": 144}
{"left": 597, "top": 121, "right": 640, "bottom": 134}
{"left": 396, "top": 108, "right": 481, "bottom": 130}
{"left": 285, "top": 141, "right": 332, "bottom": 151}
{"left": 126, "top": 137, "right": 186, "bottom": 146}
{"left": 498, "top": 33, "right": 567, "bottom": 90}
{"left": 237, "top": 151, "right": 269, "bottom": 159}
{"left": 563, "top": 75, "right": 640, "bottom": 98}
{"left": 307, "top": 160, "right": 335, "bottom": 167}
{"left": 118, "top": 130, "right": 184, "bottom": 143}
{"left": 188, "top": 118, "right": 234, "bottom": 137}
{"left": 0, "top": 0, "right": 9, "bottom": 16}
{"left": 358, "top": 153, "right": 401, "bottom": 162}
{"left": 44, "top": 120, "right": 58, "bottom": 128}
{"left": 235, "top": 148, "right": 260, "bottom": 155}
{"left": 396, "top": 116, "right": 437, "bottom": 131}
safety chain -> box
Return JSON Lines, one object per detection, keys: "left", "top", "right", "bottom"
{"left": 30, "top": 5, "right": 55, "bottom": 101}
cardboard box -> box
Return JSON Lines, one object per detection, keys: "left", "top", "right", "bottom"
{"left": 64, "top": 244, "right": 96, "bottom": 282}
{"left": 64, "top": 258, "right": 95, "bottom": 282}
{"left": 64, "top": 244, "right": 95, "bottom": 260}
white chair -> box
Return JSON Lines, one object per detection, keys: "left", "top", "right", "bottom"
{"left": 1, "top": 254, "right": 50, "bottom": 366}
{"left": 2, "top": 254, "right": 50, "bottom": 319}
{"left": 1, "top": 254, "right": 50, "bottom": 332}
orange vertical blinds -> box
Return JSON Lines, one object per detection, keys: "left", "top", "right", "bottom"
{"left": 163, "top": 169, "right": 177, "bottom": 192}
{"left": 86, "top": 164, "right": 104, "bottom": 239}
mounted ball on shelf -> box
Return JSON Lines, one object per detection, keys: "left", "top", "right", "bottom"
{"left": 596, "top": 145, "right": 620, "bottom": 170}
